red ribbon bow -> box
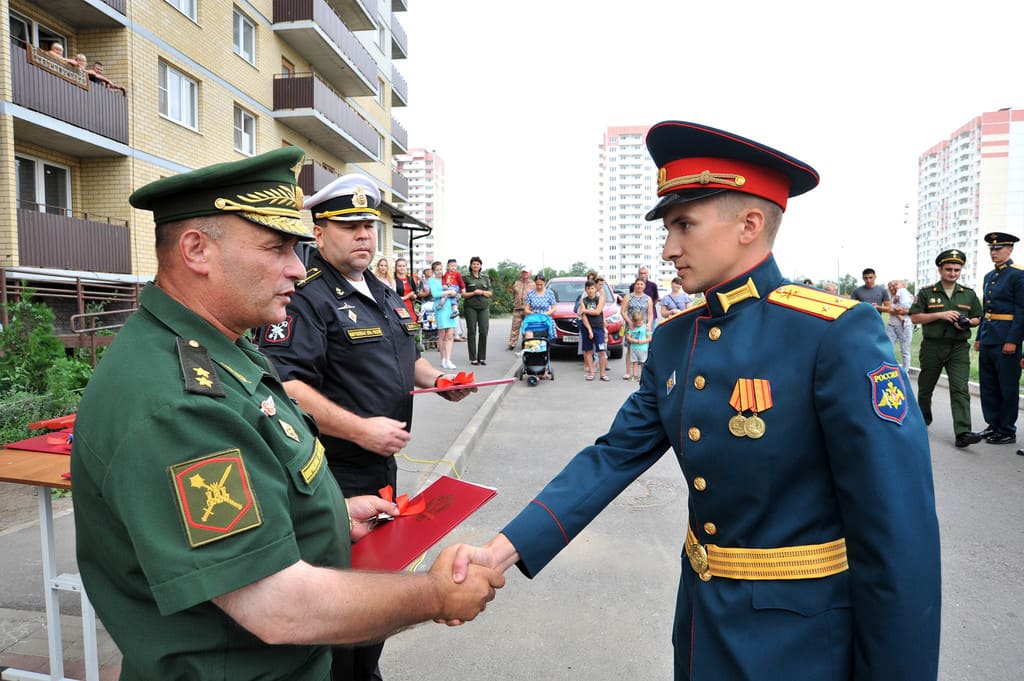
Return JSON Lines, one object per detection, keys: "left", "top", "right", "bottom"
{"left": 434, "top": 371, "right": 475, "bottom": 389}
{"left": 378, "top": 485, "right": 426, "bottom": 516}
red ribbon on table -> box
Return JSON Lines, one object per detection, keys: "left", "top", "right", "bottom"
{"left": 434, "top": 371, "right": 475, "bottom": 389}
{"left": 378, "top": 484, "right": 427, "bottom": 516}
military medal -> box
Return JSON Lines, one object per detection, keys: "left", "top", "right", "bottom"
{"left": 260, "top": 395, "right": 276, "bottom": 417}
{"left": 729, "top": 378, "right": 773, "bottom": 438}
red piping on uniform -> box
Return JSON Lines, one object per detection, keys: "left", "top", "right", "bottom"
{"left": 689, "top": 605, "right": 696, "bottom": 678}
{"left": 530, "top": 499, "right": 569, "bottom": 545}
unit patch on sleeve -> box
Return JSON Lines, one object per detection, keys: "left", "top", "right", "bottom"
{"left": 867, "top": 363, "right": 907, "bottom": 425}
{"left": 262, "top": 315, "right": 294, "bottom": 345}
{"left": 169, "top": 449, "right": 263, "bottom": 548}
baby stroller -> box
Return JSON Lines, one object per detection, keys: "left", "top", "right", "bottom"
{"left": 419, "top": 300, "right": 438, "bottom": 350}
{"left": 515, "top": 313, "right": 554, "bottom": 386}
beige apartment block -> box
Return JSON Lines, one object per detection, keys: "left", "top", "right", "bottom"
{"left": 0, "top": 0, "right": 425, "bottom": 326}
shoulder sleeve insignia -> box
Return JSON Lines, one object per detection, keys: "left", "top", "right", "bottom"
{"left": 169, "top": 449, "right": 263, "bottom": 548}
{"left": 296, "top": 267, "right": 321, "bottom": 288}
{"left": 768, "top": 285, "right": 858, "bottom": 321}
{"left": 867, "top": 363, "right": 908, "bottom": 425}
{"left": 176, "top": 337, "right": 227, "bottom": 397}
{"left": 261, "top": 315, "right": 294, "bottom": 345}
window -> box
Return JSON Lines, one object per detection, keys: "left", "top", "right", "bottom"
{"left": 233, "top": 106, "right": 255, "bottom": 155}
{"left": 376, "top": 77, "right": 385, "bottom": 106}
{"left": 16, "top": 155, "right": 71, "bottom": 215}
{"left": 233, "top": 8, "right": 255, "bottom": 64}
{"left": 159, "top": 62, "right": 198, "bottom": 129}
{"left": 10, "top": 11, "right": 65, "bottom": 50}
{"left": 281, "top": 57, "right": 294, "bottom": 77}
{"left": 166, "top": 0, "right": 197, "bottom": 21}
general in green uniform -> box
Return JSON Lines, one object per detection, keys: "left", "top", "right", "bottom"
{"left": 910, "top": 249, "right": 984, "bottom": 447}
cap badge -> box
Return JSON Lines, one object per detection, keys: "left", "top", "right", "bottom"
{"left": 353, "top": 186, "right": 368, "bottom": 209}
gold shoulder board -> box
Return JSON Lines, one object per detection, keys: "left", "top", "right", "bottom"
{"left": 1012, "top": 263, "right": 1024, "bottom": 271}
{"left": 768, "top": 285, "right": 858, "bottom": 321}
{"left": 296, "top": 267, "right": 322, "bottom": 288}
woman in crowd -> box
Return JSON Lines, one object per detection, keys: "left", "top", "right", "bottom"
{"left": 621, "top": 278, "right": 653, "bottom": 379}
{"left": 428, "top": 260, "right": 459, "bottom": 369}
{"left": 659, "top": 276, "right": 692, "bottom": 319}
{"left": 393, "top": 257, "right": 418, "bottom": 321}
{"left": 374, "top": 257, "right": 394, "bottom": 288}
{"left": 462, "top": 256, "right": 493, "bottom": 366}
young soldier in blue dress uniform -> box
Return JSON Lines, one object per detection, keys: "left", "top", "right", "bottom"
{"left": 70, "top": 149, "right": 501, "bottom": 681}
{"left": 451, "top": 121, "right": 941, "bottom": 680}
{"left": 973, "top": 232, "right": 1024, "bottom": 445}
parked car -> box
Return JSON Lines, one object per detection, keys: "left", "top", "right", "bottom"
{"left": 545, "top": 277, "right": 624, "bottom": 359}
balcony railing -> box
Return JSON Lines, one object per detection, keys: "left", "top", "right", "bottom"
{"left": 326, "top": 0, "right": 375, "bottom": 30}
{"left": 391, "top": 14, "right": 408, "bottom": 59}
{"left": 392, "top": 0, "right": 408, "bottom": 11}
{"left": 17, "top": 207, "right": 131, "bottom": 274}
{"left": 391, "top": 115, "right": 408, "bottom": 153}
{"left": 273, "top": 0, "right": 377, "bottom": 97}
{"left": 273, "top": 73, "right": 379, "bottom": 162}
{"left": 391, "top": 170, "right": 409, "bottom": 200}
{"left": 391, "top": 64, "right": 408, "bottom": 107}
{"left": 298, "top": 159, "right": 340, "bottom": 196}
{"left": 51, "top": 0, "right": 128, "bottom": 27}
{"left": 9, "top": 42, "right": 128, "bottom": 144}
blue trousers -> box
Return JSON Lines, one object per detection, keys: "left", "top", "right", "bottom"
{"left": 978, "top": 343, "right": 1022, "bottom": 435}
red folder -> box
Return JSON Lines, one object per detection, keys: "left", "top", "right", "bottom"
{"left": 410, "top": 377, "right": 516, "bottom": 395}
{"left": 4, "top": 428, "right": 74, "bottom": 455}
{"left": 351, "top": 476, "right": 497, "bottom": 571}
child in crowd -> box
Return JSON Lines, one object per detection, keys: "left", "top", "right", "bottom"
{"left": 625, "top": 310, "right": 649, "bottom": 381}
{"left": 578, "top": 279, "right": 608, "bottom": 381}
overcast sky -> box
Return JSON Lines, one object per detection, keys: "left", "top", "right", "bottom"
{"left": 396, "top": 0, "right": 1019, "bottom": 284}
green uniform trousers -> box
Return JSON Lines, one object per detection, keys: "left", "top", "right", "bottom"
{"left": 917, "top": 338, "right": 972, "bottom": 435}
{"left": 465, "top": 306, "right": 489, "bottom": 362}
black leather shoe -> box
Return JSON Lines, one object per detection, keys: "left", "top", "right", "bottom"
{"left": 955, "top": 432, "right": 983, "bottom": 447}
{"left": 975, "top": 426, "right": 996, "bottom": 438}
{"left": 985, "top": 433, "right": 1016, "bottom": 445}
{"left": 1017, "top": 449, "right": 1024, "bottom": 456}
{"left": 479, "top": 360, "right": 486, "bottom": 365}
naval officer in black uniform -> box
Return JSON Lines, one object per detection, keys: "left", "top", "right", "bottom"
{"left": 974, "top": 232, "right": 1024, "bottom": 444}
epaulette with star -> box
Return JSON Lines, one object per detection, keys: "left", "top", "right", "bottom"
{"left": 176, "top": 337, "right": 226, "bottom": 397}
{"left": 768, "top": 284, "right": 857, "bottom": 321}
{"left": 296, "top": 267, "right": 322, "bottom": 288}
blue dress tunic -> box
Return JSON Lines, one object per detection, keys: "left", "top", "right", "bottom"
{"left": 502, "top": 255, "right": 941, "bottom": 681}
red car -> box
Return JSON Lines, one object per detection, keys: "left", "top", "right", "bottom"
{"left": 546, "top": 277, "right": 625, "bottom": 359}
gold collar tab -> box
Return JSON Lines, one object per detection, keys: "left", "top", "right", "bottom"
{"left": 716, "top": 277, "right": 760, "bottom": 313}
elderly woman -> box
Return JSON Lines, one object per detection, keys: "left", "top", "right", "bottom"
{"left": 462, "top": 256, "right": 493, "bottom": 365}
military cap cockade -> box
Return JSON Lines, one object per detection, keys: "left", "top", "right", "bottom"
{"left": 936, "top": 249, "right": 967, "bottom": 267}
{"left": 129, "top": 146, "right": 312, "bottom": 240}
{"left": 304, "top": 174, "right": 382, "bottom": 222}
{"left": 984, "top": 232, "right": 1019, "bottom": 249}
{"left": 643, "top": 121, "right": 820, "bottom": 221}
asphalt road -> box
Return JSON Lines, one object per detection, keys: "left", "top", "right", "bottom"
{"left": 1, "top": 315, "right": 1021, "bottom": 679}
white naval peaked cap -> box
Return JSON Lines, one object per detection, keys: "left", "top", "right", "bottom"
{"left": 304, "top": 173, "right": 382, "bottom": 222}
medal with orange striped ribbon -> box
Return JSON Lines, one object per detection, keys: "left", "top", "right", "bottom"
{"left": 728, "top": 378, "right": 773, "bottom": 439}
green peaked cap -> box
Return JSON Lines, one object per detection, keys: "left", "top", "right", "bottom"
{"left": 129, "top": 146, "right": 313, "bottom": 240}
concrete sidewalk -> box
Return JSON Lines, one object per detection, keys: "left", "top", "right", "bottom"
{"left": 0, "top": 315, "right": 524, "bottom": 680}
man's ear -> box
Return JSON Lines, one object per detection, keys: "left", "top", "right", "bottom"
{"left": 178, "top": 228, "right": 213, "bottom": 275}
{"left": 737, "top": 207, "right": 766, "bottom": 246}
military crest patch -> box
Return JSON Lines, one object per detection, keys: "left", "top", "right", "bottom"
{"left": 170, "top": 450, "right": 262, "bottom": 548}
{"left": 262, "top": 315, "right": 293, "bottom": 344}
{"left": 867, "top": 363, "right": 907, "bottom": 425}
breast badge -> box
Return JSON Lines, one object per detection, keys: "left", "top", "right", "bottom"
{"left": 728, "top": 378, "right": 773, "bottom": 439}
{"left": 867, "top": 363, "right": 907, "bottom": 425}
{"left": 666, "top": 370, "right": 676, "bottom": 396}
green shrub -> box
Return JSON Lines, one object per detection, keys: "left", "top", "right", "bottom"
{"left": 0, "top": 291, "right": 65, "bottom": 393}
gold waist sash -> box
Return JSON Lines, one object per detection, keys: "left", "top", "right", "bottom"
{"left": 685, "top": 526, "right": 848, "bottom": 582}
{"left": 985, "top": 312, "right": 1013, "bottom": 321}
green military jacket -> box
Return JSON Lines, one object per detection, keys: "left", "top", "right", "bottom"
{"left": 71, "top": 283, "right": 349, "bottom": 681}
{"left": 910, "top": 281, "right": 983, "bottom": 341}
{"left": 462, "top": 272, "right": 493, "bottom": 311}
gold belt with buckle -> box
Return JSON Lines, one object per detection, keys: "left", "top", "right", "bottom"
{"left": 685, "top": 526, "right": 848, "bottom": 582}
{"left": 985, "top": 312, "right": 1014, "bottom": 321}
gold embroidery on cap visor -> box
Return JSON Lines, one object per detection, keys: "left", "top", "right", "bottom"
{"left": 214, "top": 184, "right": 310, "bottom": 237}
{"left": 658, "top": 169, "right": 748, "bottom": 194}
{"left": 313, "top": 206, "right": 383, "bottom": 220}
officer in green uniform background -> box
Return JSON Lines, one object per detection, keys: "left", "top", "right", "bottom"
{"left": 70, "top": 147, "right": 502, "bottom": 681}
{"left": 910, "top": 249, "right": 984, "bottom": 448}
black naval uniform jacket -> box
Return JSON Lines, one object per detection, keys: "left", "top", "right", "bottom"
{"left": 259, "top": 251, "right": 420, "bottom": 496}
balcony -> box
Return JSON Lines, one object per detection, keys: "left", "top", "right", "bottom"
{"left": 391, "top": 64, "right": 408, "bottom": 107}
{"left": 45, "top": 0, "right": 127, "bottom": 28}
{"left": 297, "top": 159, "right": 340, "bottom": 197}
{"left": 9, "top": 43, "right": 128, "bottom": 154}
{"left": 391, "top": 115, "right": 408, "bottom": 154}
{"left": 326, "top": 0, "right": 375, "bottom": 30}
{"left": 273, "top": 73, "right": 379, "bottom": 162}
{"left": 391, "top": 170, "right": 409, "bottom": 201}
{"left": 17, "top": 208, "right": 130, "bottom": 274}
{"left": 392, "top": 0, "right": 408, "bottom": 10}
{"left": 273, "top": 0, "right": 377, "bottom": 97}
{"left": 391, "top": 14, "right": 408, "bottom": 59}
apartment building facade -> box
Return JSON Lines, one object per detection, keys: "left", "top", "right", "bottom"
{"left": 596, "top": 125, "right": 673, "bottom": 289}
{"left": 393, "top": 146, "right": 442, "bottom": 276}
{"left": 0, "top": 0, "right": 423, "bottom": 293}
{"left": 916, "top": 107, "right": 1024, "bottom": 291}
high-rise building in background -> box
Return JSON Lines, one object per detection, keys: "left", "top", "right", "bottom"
{"left": 1, "top": 0, "right": 426, "bottom": 338}
{"left": 394, "top": 147, "right": 444, "bottom": 276}
{"left": 917, "top": 107, "right": 1024, "bottom": 290}
{"left": 597, "top": 125, "right": 673, "bottom": 289}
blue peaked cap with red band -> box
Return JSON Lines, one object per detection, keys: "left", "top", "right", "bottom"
{"left": 644, "top": 121, "right": 820, "bottom": 221}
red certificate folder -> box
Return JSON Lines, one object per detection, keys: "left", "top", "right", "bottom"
{"left": 4, "top": 428, "right": 74, "bottom": 455}
{"left": 410, "top": 377, "right": 515, "bottom": 395}
{"left": 351, "top": 476, "right": 497, "bottom": 571}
